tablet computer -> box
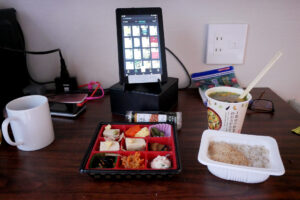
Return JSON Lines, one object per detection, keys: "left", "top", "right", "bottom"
{"left": 116, "top": 7, "right": 168, "bottom": 84}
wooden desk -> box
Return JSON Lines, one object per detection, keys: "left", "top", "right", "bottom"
{"left": 1, "top": 88, "right": 300, "bottom": 199}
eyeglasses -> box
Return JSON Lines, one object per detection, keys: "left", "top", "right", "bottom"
{"left": 248, "top": 91, "right": 274, "bottom": 113}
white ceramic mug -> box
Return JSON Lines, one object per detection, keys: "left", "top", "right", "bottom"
{"left": 1, "top": 95, "right": 55, "bottom": 151}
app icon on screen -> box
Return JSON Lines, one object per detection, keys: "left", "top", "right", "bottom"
{"left": 141, "top": 25, "right": 148, "bottom": 36}
{"left": 132, "top": 26, "right": 140, "bottom": 36}
{"left": 152, "top": 60, "right": 160, "bottom": 69}
{"left": 143, "top": 60, "right": 151, "bottom": 69}
{"left": 123, "top": 26, "right": 131, "bottom": 36}
{"left": 142, "top": 37, "right": 150, "bottom": 47}
{"left": 134, "top": 49, "right": 142, "bottom": 59}
{"left": 124, "top": 38, "right": 133, "bottom": 48}
{"left": 151, "top": 48, "right": 159, "bottom": 59}
{"left": 126, "top": 61, "right": 134, "bottom": 70}
{"left": 142, "top": 48, "right": 151, "bottom": 59}
{"left": 134, "top": 38, "right": 141, "bottom": 47}
{"left": 135, "top": 60, "right": 142, "bottom": 69}
{"left": 150, "top": 37, "right": 158, "bottom": 47}
{"left": 125, "top": 49, "right": 133, "bottom": 59}
{"left": 149, "top": 26, "right": 158, "bottom": 36}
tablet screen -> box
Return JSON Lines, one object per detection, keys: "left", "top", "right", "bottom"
{"left": 116, "top": 8, "right": 167, "bottom": 84}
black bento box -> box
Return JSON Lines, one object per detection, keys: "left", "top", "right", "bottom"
{"left": 79, "top": 122, "right": 181, "bottom": 178}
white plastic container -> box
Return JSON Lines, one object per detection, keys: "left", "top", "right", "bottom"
{"left": 198, "top": 130, "right": 285, "bottom": 183}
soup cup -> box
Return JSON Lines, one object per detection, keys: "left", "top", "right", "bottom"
{"left": 204, "top": 86, "right": 252, "bottom": 133}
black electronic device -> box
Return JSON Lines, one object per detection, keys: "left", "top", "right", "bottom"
{"left": 112, "top": 8, "right": 178, "bottom": 115}
{"left": 49, "top": 102, "right": 86, "bottom": 118}
{"left": 48, "top": 93, "right": 87, "bottom": 118}
{"left": 116, "top": 7, "right": 167, "bottom": 84}
{"left": 110, "top": 77, "right": 178, "bottom": 115}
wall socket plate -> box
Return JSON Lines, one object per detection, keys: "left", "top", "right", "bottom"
{"left": 206, "top": 24, "right": 248, "bottom": 64}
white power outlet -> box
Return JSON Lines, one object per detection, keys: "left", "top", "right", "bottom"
{"left": 206, "top": 24, "right": 248, "bottom": 64}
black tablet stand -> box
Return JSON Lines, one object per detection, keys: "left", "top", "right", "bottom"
{"left": 112, "top": 8, "right": 177, "bottom": 115}
{"left": 110, "top": 77, "right": 178, "bottom": 115}
{"left": 122, "top": 79, "right": 162, "bottom": 94}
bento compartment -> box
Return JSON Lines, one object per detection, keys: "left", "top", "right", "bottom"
{"left": 98, "top": 138, "right": 121, "bottom": 152}
{"left": 148, "top": 137, "right": 172, "bottom": 151}
{"left": 124, "top": 124, "right": 150, "bottom": 138}
{"left": 147, "top": 152, "right": 176, "bottom": 170}
{"left": 99, "top": 124, "right": 125, "bottom": 138}
{"left": 124, "top": 137, "right": 147, "bottom": 151}
{"left": 149, "top": 124, "right": 172, "bottom": 137}
{"left": 117, "top": 151, "right": 146, "bottom": 170}
{"left": 87, "top": 153, "right": 118, "bottom": 169}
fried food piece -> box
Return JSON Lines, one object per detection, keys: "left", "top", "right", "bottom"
{"left": 121, "top": 152, "right": 145, "bottom": 169}
{"left": 208, "top": 141, "right": 249, "bottom": 166}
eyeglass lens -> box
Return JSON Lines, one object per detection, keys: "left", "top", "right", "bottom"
{"left": 250, "top": 99, "right": 273, "bottom": 112}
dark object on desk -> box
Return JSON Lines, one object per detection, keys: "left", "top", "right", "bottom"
{"left": 55, "top": 77, "right": 78, "bottom": 93}
{"left": 0, "top": 8, "right": 30, "bottom": 122}
{"left": 116, "top": 7, "right": 167, "bottom": 85}
{"left": 49, "top": 102, "right": 86, "bottom": 118}
{"left": 48, "top": 93, "right": 87, "bottom": 104}
{"left": 110, "top": 77, "right": 178, "bottom": 115}
{"left": 112, "top": 8, "right": 177, "bottom": 115}
{"left": 248, "top": 99, "right": 274, "bottom": 113}
{"left": 248, "top": 90, "right": 275, "bottom": 113}
{"left": 48, "top": 94, "right": 87, "bottom": 118}
{"left": 54, "top": 49, "right": 78, "bottom": 93}
{"left": 80, "top": 122, "right": 181, "bottom": 178}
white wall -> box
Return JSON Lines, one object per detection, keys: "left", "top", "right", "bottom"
{"left": 1, "top": 0, "right": 300, "bottom": 106}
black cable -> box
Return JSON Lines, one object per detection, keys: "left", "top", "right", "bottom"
{"left": 1, "top": 47, "right": 60, "bottom": 55}
{"left": 0, "top": 47, "right": 65, "bottom": 85}
{"left": 165, "top": 47, "right": 192, "bottom": 89}
{"left": 2, "top": 46, "right": 192, "bottom": 88}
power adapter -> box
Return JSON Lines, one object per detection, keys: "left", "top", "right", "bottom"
{"left": 55, "top": 77, "right": 78, "bottom": 93}
{"left": 55, "top": 51, "right": 78, "bottom": 93}
{"left": 0, "top": 46, "right": 78, "bottom": 93}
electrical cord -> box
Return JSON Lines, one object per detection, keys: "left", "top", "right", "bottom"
{"left": 0, "top": 47, "right": 68, "bottom": 85}
{"left": 2, "top": 46, "right": 192, "bottom": 89}
{"left": 165, "top": 46, "right": 192, "bottom": 89}
{"left": 77, "top": 81, "right": 105, "bottom": 106}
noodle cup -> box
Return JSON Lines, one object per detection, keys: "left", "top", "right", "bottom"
{"left": 204, "top": 86, "right": 252, "bottom": 133}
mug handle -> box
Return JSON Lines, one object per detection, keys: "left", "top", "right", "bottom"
{"left": 1, "top": 117, "right": 24, "bottom": 146}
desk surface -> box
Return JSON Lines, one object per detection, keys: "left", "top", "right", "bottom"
{"left": 1, "top": 88, "right": 300, "bottom": 200}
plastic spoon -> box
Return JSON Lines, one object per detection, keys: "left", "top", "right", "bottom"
{"left": 239, "top": 51, "right": 283, "bottom": 99}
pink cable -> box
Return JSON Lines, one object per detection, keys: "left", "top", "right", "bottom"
{"left": 86, "top": 86, "right": 104, "bottom": 100}
{"left": 79, "top": 81, "right": 105, "bottom": 100}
